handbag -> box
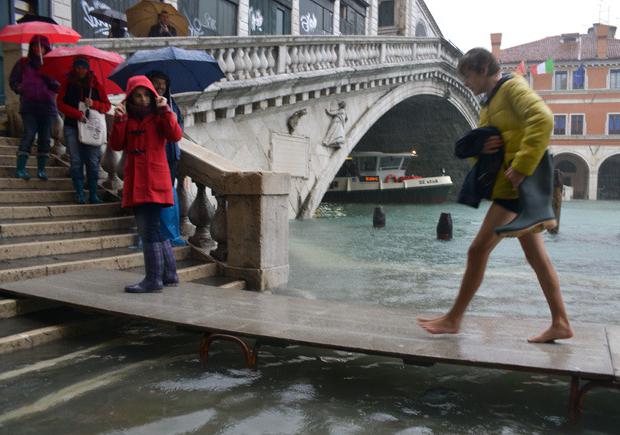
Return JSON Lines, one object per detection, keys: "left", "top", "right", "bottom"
{"left": 77, "top": 94, "right": 106, "bottom": 146}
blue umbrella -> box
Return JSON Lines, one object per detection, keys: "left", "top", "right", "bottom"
{"left": 108, "top": 46, "right": 224, "bottom": 93}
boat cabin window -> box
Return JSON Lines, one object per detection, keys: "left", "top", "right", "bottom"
{"left": 356, "top": 156, "right": 377, "bottom": 172}
{"left": 379, "top": 156, "right": 403, "bottom": 170}
{"left": 400, "top": 157, "right": 413, "bottom": 170}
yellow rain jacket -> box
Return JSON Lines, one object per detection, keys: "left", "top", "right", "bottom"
{"left": 478, "top": 75, "right": 553, "bottom": 199}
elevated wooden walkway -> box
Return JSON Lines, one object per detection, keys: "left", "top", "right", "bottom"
{"left": 1, "top": 269, "right": 618, "bottom": 421}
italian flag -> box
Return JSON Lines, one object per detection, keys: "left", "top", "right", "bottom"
{"left": 529, "top": 58, "right": 554, "bottom": 75}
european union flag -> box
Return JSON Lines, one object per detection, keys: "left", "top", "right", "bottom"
{"left": 573, "top": 64, "right": 585, "bottom": 89}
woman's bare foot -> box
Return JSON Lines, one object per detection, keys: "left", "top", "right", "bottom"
{"left": 416, "top": 314, "right": 460, "bottom": 334}
{"left": 527, "top": 322, "right": 574, "bottom": 343}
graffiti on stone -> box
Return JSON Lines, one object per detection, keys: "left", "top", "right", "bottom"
{"left": 300, "top": 13, "right": 318, "bottom": 33}
{"left": 80, "top": 0, "right": 113, "bottom": 36}
{"left": 249, "top": 7, "right": 264, "bottom": 32}
{"left": 182, "top": 8, "right": 217, "bottom": 36}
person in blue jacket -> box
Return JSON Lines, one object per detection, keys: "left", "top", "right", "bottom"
{"left": 147, "top": 70, "right": 187, "bottom": 247}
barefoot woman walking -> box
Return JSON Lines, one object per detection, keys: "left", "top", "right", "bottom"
{"left": 417, "top": 48, "right": 573, "bottom": 343}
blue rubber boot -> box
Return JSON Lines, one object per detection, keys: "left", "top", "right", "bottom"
{"left": 125, "top": 242, "right": 164, "bottom": 293}
{"left": 72, "top": 179, "right": 86, "bottom": 204}
{"left": 15, "top": 154, "right": 31, "bottom": 180}
{"left": 37, "top": 155, "right": 48, "bottom": 180}
{"left": 161, "top": 239, "right": 179, "bottom": 287}
{"left": 88, "top": 178, "right": 103, "bottom": 204}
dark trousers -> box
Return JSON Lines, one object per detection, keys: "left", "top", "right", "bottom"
{"left": 64, "top": 125, "right": 102, "bottom": 181}
{"left": 134, "top": 203, "right": 164, "bottom": 243}
{"left": 19, "top": 112, "right": 52, "bottom": 157}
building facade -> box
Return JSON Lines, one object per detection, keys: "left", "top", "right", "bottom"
{"left": 0, "top": 0, "right": 440, "bottom": 105}
{"left": 493, "top": 24, "right": 620, "bottom": 200}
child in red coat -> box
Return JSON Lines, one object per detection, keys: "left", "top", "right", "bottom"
{"left": 109, "top": 75, "right": 182, "bottom": 293}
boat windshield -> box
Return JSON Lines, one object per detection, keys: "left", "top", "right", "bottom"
{"left": 356, "top": 156, "right": 377, "bottom": 172}
{"left": 379, "top": 156, "right": 403, "bottom": 171}
{"left": 400, "top": 157, "right": 413, "bottom": 170}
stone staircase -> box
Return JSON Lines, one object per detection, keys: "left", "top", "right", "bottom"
{"left": 0, "top": 135, "right": 245, "bottom": 291}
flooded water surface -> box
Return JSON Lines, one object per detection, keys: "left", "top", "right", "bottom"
{"left": 1, "top": 200, "right": 619, "bottom": 434}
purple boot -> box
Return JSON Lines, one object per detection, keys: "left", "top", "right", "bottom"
{"left": 125, "top": 242, "right": 164, "bottom": 293}
{"left": 162, "top": 239, "right": 179, "bottom": 286}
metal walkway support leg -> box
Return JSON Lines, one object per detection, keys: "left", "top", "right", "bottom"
{"left": 568, "top": 376, "right": 620, "bottom": 423}
{"left": 200, "top": 333, "right": 258, "bottom": 369}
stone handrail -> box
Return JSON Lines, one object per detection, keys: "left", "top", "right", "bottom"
{"left": 86, "top": 36, "right": 461, "bottom": 83}
{"left": 176, "top": 138, "right": 290, "bottom": 290}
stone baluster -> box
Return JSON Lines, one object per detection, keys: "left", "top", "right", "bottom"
{"left": 209, "top": 193, "right": 228, "bottom": 261}
{"left": 299, "top": 45, "right": 310, "bottom": 71}
{"left": 412, "top": 42, "right": 417, "bottom": 60}
{"left": 268, "top": 46, "right": 278, "bottom": 74}
{"left": 177, "top": 174, "right": 194, "bottom": 236}
{"left": 243, "top": 48, "right": 253, "bottom": 77}
{"left": 329, "top": 45, "right": 337, "bottom": 67}
{"left": 250, "top": 47, "right": 262, "bottom": 77}
{"left": 101, "top": 144, "right": 122, "bottom": 191}
{"left": 188, "top": 182, "right": 214, "bottom": 248}
{"left": 233, "top": 47, "right": 247, "bottom": 80}
{"left": 258, "top": 46, "right": 269, "bottom": 76}
{"left": 289, "top": 45, "right": 299, "bottom": 72}
{"left": 224, "top": 48, "right": 236, "bottom": 80}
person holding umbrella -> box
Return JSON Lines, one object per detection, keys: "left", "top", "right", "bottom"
{"left": 56, "top": 57, "right": 111, "bottom": 204}
{"left": 146, "top": 70, "right": 187, "bottom": 248}
{"left": 9, "top": 35, "right": 60, "bottom": 181}
{"left": 109, "top": 75, "right": 182, "bottom": 293}
{"left": 148, "top": 10, "right": 177, "bottom": 37}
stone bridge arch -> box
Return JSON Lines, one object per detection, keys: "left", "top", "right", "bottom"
{"left": 300, "top": 72, "right": 478, "bottom": 217}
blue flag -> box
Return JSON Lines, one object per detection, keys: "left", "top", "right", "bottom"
{"left": 573, "top": 64, "right": 585, "bottom": 88}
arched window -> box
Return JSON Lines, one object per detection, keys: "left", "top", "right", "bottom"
{"left": 415, "top": 20, "right": 427, "bottom": 37}
{"left": 557, "top": 160, "right": 577, "bottom": 173}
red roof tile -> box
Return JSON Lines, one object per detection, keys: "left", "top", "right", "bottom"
{"left": 499, "top": 31, "right": 620, "bottom": 64}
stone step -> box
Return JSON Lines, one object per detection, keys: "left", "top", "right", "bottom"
{"left": 0, "top": 215, "right": 134, "bottom": 238}
{"left": 0, "top": 165, "right": 68, "bottom": 178}
{"left": 0, "top": 245, "right": 192, "bottom": 284}
{"left": 193, "top": 275, "right": 247, "bottom": 290}
{"left": 0, "top": 155, "right": 64, "bottom": 166}
{"left": 0, "top": 232, "right": 137, "bottom": 261}
{"left": 0, "top": 177, "right": 75, "bottom": 190}
{"left": 0, "top": 297, "right": 59, "bottom": 319}
{"left": 0, "top": 137, "right": 20, "bottom": 147}
{"left": 0, "top": 201, "right": 124, "bottom": 220}
{"left": 0, "top": 189, "right": 110, "bottom": 203}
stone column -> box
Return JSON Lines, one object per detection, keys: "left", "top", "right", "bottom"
{"left": 588, "top": 170, "right": 598, "bottom": 200}
{"left": 52, "top": 0, "right": 72, "bottom": 27}
{"left": 366, "top": 0, "right": 379, "bottom": 36}
{"left": 333, "top": 0, "right": 341, "bottom": 35}
{"left": 238, "top": 0, "right": 250, "bottom": 36}
{"left": 3, "top": 43, "right": 24, "bottom": 137}
{"left": 223, "top": 172, "right": 290, "bottom": 290}
{"left": 292, "top": 0, "right": 300, "bottom": 35}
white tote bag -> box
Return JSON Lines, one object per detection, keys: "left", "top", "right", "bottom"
{"left": 77, "top": 101, "right": 107, "bottom": 146}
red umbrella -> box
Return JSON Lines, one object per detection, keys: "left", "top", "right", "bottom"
{"left": 42, "top": 46, "right": 125, "bottom": 95}
{"left": 0, "top": 21, "right": 81, "bottom": 44}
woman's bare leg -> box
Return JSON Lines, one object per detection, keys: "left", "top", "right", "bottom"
{"left": 518, "top": 232, "right": 573, "bottom": 342}
{"left": 417, "top": 203, "right": 515, "bottom": 334}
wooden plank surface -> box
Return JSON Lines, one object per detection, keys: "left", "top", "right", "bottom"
{"left": 606, "top": 326, "right": 620, "bottom": 380}
{"left": 1, "top": 269, "right": 615, "bottom": 380}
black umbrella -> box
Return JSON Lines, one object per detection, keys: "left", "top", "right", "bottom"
{"left": 90, "top": 8, "right": 127, "bottom": 25}
{"left": 17, "top": 14, "right": 58, "bottom": 25}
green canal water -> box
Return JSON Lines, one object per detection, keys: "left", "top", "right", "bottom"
{"left": 1, "top": 201, "right": 619, "bottom": 434}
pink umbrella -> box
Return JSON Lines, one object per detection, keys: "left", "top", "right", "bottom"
{"left": 42, "top": 45, "right": 125, "bottom": 95}
{"left": 0, "top": 21, "right": 80, "bottom": 44}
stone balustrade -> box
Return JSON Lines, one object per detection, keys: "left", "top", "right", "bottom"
{"left": 86, "top": 36, "right": 460, "bottom": 81}
{"left": 83, "top": 36, "right": 473, "bottom": 129}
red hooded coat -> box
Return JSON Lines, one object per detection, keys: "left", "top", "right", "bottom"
{"left": 109, "top": 76, "right": 182, "bottom": 208}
